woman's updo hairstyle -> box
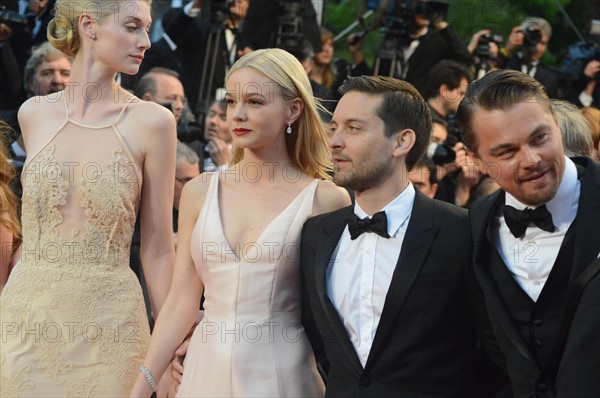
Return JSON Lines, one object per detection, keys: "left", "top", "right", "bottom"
{"left": 47, "top": 1, "right": 151, "bottom": 57}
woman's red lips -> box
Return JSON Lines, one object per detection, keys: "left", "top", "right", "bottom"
{"left": 233, "top": 128, "right": 252, "bottom": 136}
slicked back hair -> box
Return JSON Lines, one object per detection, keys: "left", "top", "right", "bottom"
{"left": 456, "top": 69, "right": 552, "bottom": 155}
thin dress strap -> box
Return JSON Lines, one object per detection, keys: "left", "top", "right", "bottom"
{"left": 111, "top": 95, "right": 143, "bottom": 197}
{"left": 22, "top": 92, "right": 70, "bottom": 170}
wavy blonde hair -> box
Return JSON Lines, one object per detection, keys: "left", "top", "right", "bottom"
{"left": 227, "top": 48, "right": 332, "bottom": 180}
{"left": 0, "top": 122, "right": 21, "bottom": 250}
{"left": 47, "top": 0, "right": 151, "bottom": 57}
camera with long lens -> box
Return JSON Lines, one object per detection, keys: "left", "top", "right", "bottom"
{"left": 276, "top": 0, "right": 305, "bottom": 55}
{"left": 520, "top": 27, "right": 542, "bottom": 63}
{"left": 427, "top": 134, "right": 458, "bottom": 166}
{"left": 475, "top": 33, "right": 503, "bottom": 59}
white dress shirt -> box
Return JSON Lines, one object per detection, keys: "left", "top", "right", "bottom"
{"left": 326, "top": 184, "right": 416, "bottom": 367}
{"left": 494, "top": 156, "right": 580, "bottom": 301}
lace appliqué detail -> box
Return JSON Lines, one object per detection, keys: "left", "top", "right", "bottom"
{"left": 65, "top": 371, "right": 106, "bottom": 397}
{"left": 0, "top": 144, "right": 149, "bottom": 395}
{"left": 0, "top": 355, "right": 36, "bottom": 396}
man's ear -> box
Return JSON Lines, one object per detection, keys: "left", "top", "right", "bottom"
{"left": 287, "top": 97, "right": 305, "bottom": 124}
{"left": 439, "top": 83, "right": 448, "bottom": 98}
{"left": 142, "top": 93, "right": 153, "bottom": 102}
{"left": 466, "top": 147, "right": 486, "bottom": 174}
{"left": 392, "top": 129, "right": 416, "bottom": 157}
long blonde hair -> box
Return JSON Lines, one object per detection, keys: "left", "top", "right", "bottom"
{"left": 227, "top": 48, "right": 332, "bottom": 180}
{"left": 0, "top": 122, "right": 21, "bottom": 250}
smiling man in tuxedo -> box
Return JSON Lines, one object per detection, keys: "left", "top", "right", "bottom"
{"left": 300, "top": 76, "right": 485, "bottom": 397}
{"left": 457, "top": 69, "right": 600, "bottom": 396}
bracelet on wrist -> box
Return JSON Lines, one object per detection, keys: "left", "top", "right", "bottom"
{"left": 139, "top": 365, "right": 157, "bottom": 392}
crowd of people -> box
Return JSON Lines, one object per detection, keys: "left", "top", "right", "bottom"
{"left": 0, "top": 0, "right": 599, "bottom": 397}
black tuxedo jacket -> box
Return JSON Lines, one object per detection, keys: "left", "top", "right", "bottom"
{"left": 404, "top": 26, "right": 472, "bottom": 96}
{"left": 164, "top": 8, "right": 228, "bottom": 113}
{"left": 469, "top": 157, "right": 600, "bottom": 397}
{"left": 301, "top": 190, "right": 480, "bottom": 397}
{"left": 506, "top": 55, "right": 559, "bottom": 99}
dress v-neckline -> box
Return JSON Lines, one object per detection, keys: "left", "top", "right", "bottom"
{"left": 215, "top": 177, "right": 317, "bottom": 262}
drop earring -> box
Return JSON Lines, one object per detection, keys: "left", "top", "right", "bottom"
{"left": 286, "top": 121, "right": 292, "bottom": 135}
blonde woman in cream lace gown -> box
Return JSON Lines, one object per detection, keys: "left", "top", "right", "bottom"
{"left": 0, "top": 1, "right": 176, "bottom": 396}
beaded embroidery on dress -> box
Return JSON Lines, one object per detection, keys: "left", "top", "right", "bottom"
{"left": 0, "top": 93, "right": 150, "bottom": 397}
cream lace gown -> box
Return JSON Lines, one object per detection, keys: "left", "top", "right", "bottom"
{"left": 176, "top": 172, "right": 325, "bottom": 398}
{"left": 0, "top": 95, "right": 150, "bottom": 397}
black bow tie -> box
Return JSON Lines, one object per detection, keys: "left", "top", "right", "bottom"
{"left": 347, "top": 211, "right": 390, "bottom": 240}
{"left": 502, "top": 204, "right": 555, "bottom": 238}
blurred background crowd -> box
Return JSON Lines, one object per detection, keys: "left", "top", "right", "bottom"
{"left": 1, "top": 0, "right": 599, "bottom": 210}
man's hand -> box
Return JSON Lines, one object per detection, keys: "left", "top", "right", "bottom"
{"left": 583, "top": 60, "right": 600, "bottom": 80}
{"left": 0, "top": 23, "right": 13, "bottom": 43}
{"left": 170, "top": 337, "right": 191, "bottom": 392}
{"left": 348, "top": 33, "right": 365, "bottom": 65}
{"left": 505, "top": 26, "right": 524, "bottom": 54}
{"left": 208, "top": 138, "right": 232, "bottom": 166}
{"left": 468, "top": 29, "right": 491, "bottom": 54}
{"left": 237, "top": 47, "right": 253, "bottom": 58}
{"left": 156, "top": 365, "right": 178, "bottom": 398}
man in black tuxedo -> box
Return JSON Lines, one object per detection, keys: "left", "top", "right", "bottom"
{"left": 502, "top": 17, "right": 558, "bottom": 98}
{"left": 301, "top": 76, "right": 483, "bottom": 397}
{"left": 457, "top": 69, "right": 600, "bottom": 396}
{"left": 163, "top": 0, "right": 249, "bottom": 113}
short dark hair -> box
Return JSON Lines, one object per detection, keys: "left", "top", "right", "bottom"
{"left": 136, "top": 67, "right": 180, "bottom": 98}
{"left": 425, "top": 60, "right": 471, "bottom": 99}
{"left": 456, "top": 69, "right": 551, "bottom": 155}
{"left": 413, "top": 156, "right": 438, "bottom": 185}
{"left": 338, "top": 76, "right": 432, "bottom": 171}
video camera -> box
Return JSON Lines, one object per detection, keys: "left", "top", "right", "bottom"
{"left": 380, "top": 0, "right": 449, "bottom": 45}
{"left": 202, "top": 0, "right": 233, "bottom": 27}
{"left": 276, "top": 0, "right": 306, "bottom": 56}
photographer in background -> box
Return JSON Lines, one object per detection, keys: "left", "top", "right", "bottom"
{"left": 425, "top": 60, "right": 470, "bottom": 145}
{"left": 4, "top": 0, "right": 55, "bottom": 81}
{"left": 239, "top": 0, "right": 321, "bottom": 55}
{"left": 502, "top": 17, "right": 558, "bottom": 98}
{"left": 375, "top": 0, "right": 472, "bottom": 96}
{"left": 566, "top": 58, "right": 600, "bottom": 108}
{"left": 163, "top": 0, "right": 250, "bottom": 114}
{"left": 468, "top": 29, "right": 502, "bottom": 79}
{"left": 200, "top": 98, "right": 232, "bottom": 172}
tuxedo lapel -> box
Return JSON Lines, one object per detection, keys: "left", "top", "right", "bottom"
{"left": 570, "top": 158, "right": 600, "bottom": 279}
{"left": 365, "top": 192, "right": 438, "bottom": 369}
{"left": 472, "top": 190, "right": 537, "bottom": 366}
{"left": 314, "top": 206, "right": 363, "bottom": 374}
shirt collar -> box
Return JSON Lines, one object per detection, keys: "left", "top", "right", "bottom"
{"left": 354, "top": 183, "right": 416, "bottom": 237}
{"left": 505, "top": 156, "right": 578, "bottom": 231}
